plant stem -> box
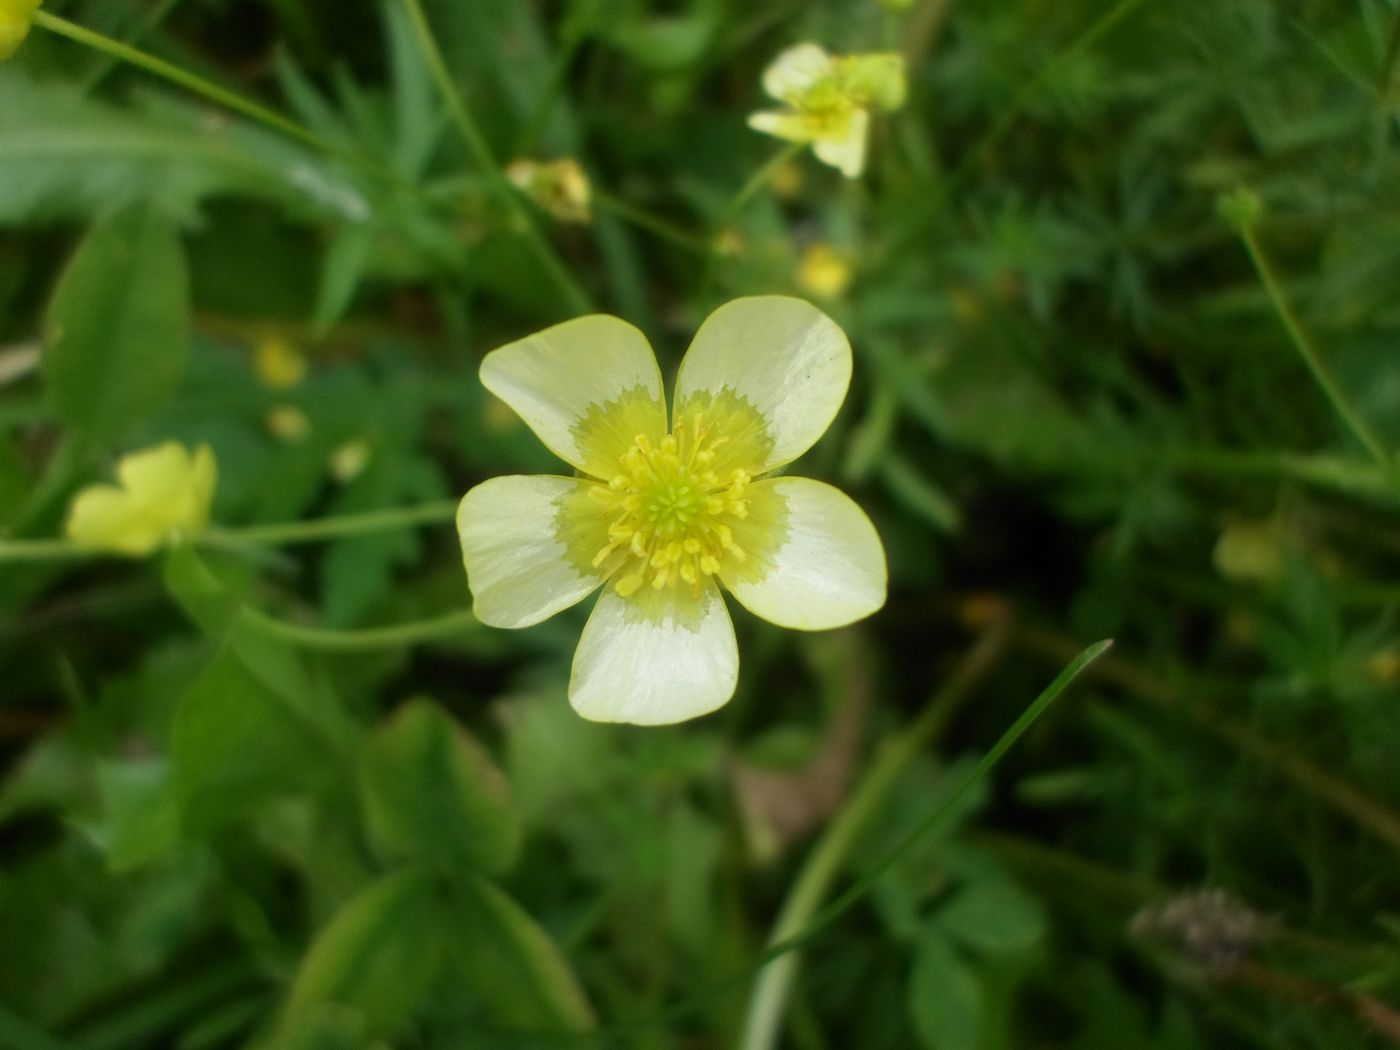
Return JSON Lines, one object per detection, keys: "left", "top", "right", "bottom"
{"left": 592, "top": 189, "right": 710, "bottom": 254}
{"left": 738, "top": 619, "right": 1012, "bottom": 1050}
{"left": 724, "top": 142, "right": 804, "bottom": 224}
{"left": 33, "top": 12, "right": 351, "bottom": 164}
{"left": 396, "top": 0, "right": 593, "bottom": 314}
{"left": 0, "top": 538, "right": 95, "bottom": 562}
{"left": 238, "top": 606, "right": 478, "bottom": 651}
{"left": 205, "top": 500, "right": 457, "bottom": 546}
{"left": 1236, "top": 226, "right": 1390, "bottom": 468}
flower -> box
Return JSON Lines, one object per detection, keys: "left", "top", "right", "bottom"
{"left": 65, "top": 442, "right": 217, "bottom": 556}
{"left": 506, "top": 157, "right": 592, "bottom": 224}
{"left": 0, "top": 0, "right": 41, "bottom": 60}
{"left": 796, "top": 243, "right": 854, "bottom": 300}
{"left": 457, "top": 296, "right": 887, "bottom": 725}
{"left": 748, "top": 43, "right": 906, "bottom": 178}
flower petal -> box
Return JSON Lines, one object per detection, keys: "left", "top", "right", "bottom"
{"left": 569, "top": 582, "right": 738, "bottom": 725}
{"left": 747, "top": 110, "right": 820, "bottom": 144}
{"left": 720, "top": 477, "right": 886, "bottom": 630}
{"left": 674, "top": 296, "right": 852, "bottom": 474}
{"left": 480, "top": 315, "right": 668, "bottom": 479}
{"left": 762, "top": 43, "right": 833, "bottom": 103}
{"left": 458, "top": 475, "right": 609, "bottom": 629}
{"left": 812, "top": 107, "right": 869, "bottom": 178}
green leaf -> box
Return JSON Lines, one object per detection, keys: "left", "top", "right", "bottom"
{"left": 938, "top": 878, "right": 1047, "bottom": 958}
{"left": 42, "top": 206, "right": 190, "bottom": 443}
{"left": 278, "top": 869, "right": 443, "bottom": 1041}
{"left": 171, "top": 648, "right": 336, "bottom": 832}
{"left": 82, "top": 757, "right": 181, "bottom": 873}
{"left": 444, "top": 874, "right": 595, "bottom": 1034}
{"left": 312, "top": 224, "right": 374, "bottom": 337}
{"left": 909, "top": 927, "right": 982, "bottom": 1050}
{"left": 359, "top": 699, "right": 521, "bottom": 876}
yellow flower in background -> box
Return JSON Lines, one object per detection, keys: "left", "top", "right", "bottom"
{"left": 66, "top": 442, "right": 217, "bottom": 556}
{"left": 457, "top": 296, "right": 887, "bottom": 726}
{"left": 253, "top": 332, "right": 307, "bottom": 390}
{"left": 796, "top": 243, "right": 854, "bottom": 300}
{"left": 748, "top": 43, "right": 907, "bottom": 178}
{"left": 507, "top": 157, "right": 593, "bottom": 224}
{"left": 0, "top": 0, "right": 41, "bottom": 60}
{"left": 266, "top": 405, "right": 312, "bottom": 443}
{"left": 329, "top": 439, "right": 372, "bottom": 483}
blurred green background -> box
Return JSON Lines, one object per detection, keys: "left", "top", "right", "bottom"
{"left": 3, "top": 0, "right": 1400, "bottom": 1047}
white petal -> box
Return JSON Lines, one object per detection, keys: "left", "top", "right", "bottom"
{"left": 480, "top": 315, "right": 667, "bottom": 479}
{"left": 747, "top": 110, "right": 819, "bottom": 144}
{"left": 762, "top": 43, "right": 833, "bottom": 103}
{"left": 721, "top": 477, "right": 886, "bottom": 631}
{"left": 458, "top": 476, "right": 604, "bottom": 629}
{"left": 674, "top": 296, "right": 852, "bottom": 474}
{"left": 812, "top": 108, "right": 869, "bottom": 178}
{"left": 569, "top": 583, "right": 738, "bottom": 725}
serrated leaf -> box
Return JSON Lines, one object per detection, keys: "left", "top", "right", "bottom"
{"left": 278, "top": 869, "right": 443, "bottom": 1041}
{"left": 42, "top": 206, "right": 189, "bottom": 443}
{"left": 359, "top": 699, "right": 521, "bottom": 875}
{"left": 444, "top": 873, "right": 595, "bottom": 1034}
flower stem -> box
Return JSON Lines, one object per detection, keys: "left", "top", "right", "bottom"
{"left": 396, "top": 0, "right": 593, "bottom": 314}
{"left": 723, "top": 142, "right": 804, "bottom": 224}
{"left": 204, "top": 500, "right": 458, "bottom": 546}
{"left": 238, "top": 606, "right": 478, "bottom": 651}
{"left": 33, "top": 11, "right": 353, "bottom": 165}
{"left": 0, "top": 538, "right": 94, "bottom": 562}
{"left": 592, "top": 189, "right": 710, "bottom": 254}
{"left": 1236, "top": 225, "right": 1391, "bottom": 468}
{"left": 738, "top": 619, "right": 1012, "bottom": 1050}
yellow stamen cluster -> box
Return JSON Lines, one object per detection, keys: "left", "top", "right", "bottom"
{"left": 589, "top": 414, "right": 752, "bottom": 597}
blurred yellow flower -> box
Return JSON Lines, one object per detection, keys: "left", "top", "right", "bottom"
{"left": 66, "top": 442, "right": 216, "bottom": 556}
{"left": 796, "top": 243, "right": 853, "bottom": 299}
{"left": 458, "top": 296, "right": 887, "bottom": 725}
{"left": 507, "top": 157, "right": 592, "bottom": 224}
{"left": 266, "top": 405, "right": 312, "bottom": 443}
{"left": 1213, "top": 519, "right": 1283, "bottom": 583}
{"left": 253, "top": 333, "right": 307, "bottom": 390}
{"left": 748, "top": 43, "right": 906, "bottom": 178}
{"left": 330, "top": 439, "right": 372, "bottom": 483}
{"left": 0, "top": 0, "right": 41, "bottom": 60}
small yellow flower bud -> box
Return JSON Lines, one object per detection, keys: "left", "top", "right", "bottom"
{"left": 506, "top": 157, "right": 592, "bottom": 224}
{"left": 329, "top": 439, "right": 372, "bottom": 483}
{"left": 65, "top": 442, "right": 217, "bottom": 556}
{"left": 1213, "top": 519, "right": 1284, "bottom": 583}
{"left": 266, "top": 405, "right": 312, "bottom": 443}
{"left": 796, "top": 244, "right": 853, "bottom": 300}
{"left": 253, "top": 332, "right": 307, "bottom": 390}
{"left": 0, "top": 0, "right": 42, "bottom": 61}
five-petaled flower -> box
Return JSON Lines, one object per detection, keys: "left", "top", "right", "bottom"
{"left": 0, "top": 0, "right": 41, "bottom": 60}
{"left": 748, "top": 43, "right": 906, "bottom": 178}
{"left": 457, "top": 296, "right": 887, "bottom": 726}
{"left": 66, "top": 442, "right": 217, "bottom": 556}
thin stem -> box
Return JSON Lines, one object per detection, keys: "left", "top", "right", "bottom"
{"left": 1237, "top": 225, "right": 1390, "bottom": 468}
{"left": 33, "top": 12, "right": 353, "bottom": 164}
{"left": 396, "top": 0, "right": 592, "bottom": 313}
{"left": 724, "top": 142, "right": 804, "bottom": 224}
{"left": 0, "top": 538, "right": 95, "bottom": 563}
{"left": 79, "top": 0, "right": 187, "bottom": 92}
{"left": 238, "top": 606, "right": 478, "bottom": 651}
{"left": 739, "top": 620, "right": 1012, "bottom": 1050}
{"left": 205, "top": 500, "right": 457, "bottom": 546}
{"left": 592, "top": 189, "right": 710, "bottom": 254}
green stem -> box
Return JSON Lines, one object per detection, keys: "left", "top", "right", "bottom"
{"left": 79, "top": 0, "right": 187, "bottom": 92}
{"left": 205, "top": 500, "right": 457, "bottom": 546}
{"left": 0, "top": 538, "right": 95, "bottom": 563}
{"left": 592, "top": 189, "right": 710, "bottom": 254}
{"left": 738, "top": 622, "right": 1012, "bottom": 1050}
{"left": 1237, "top": 226, "right": 1391, "bottom": 468}
{"left": 396, "top": 0, "right": 592, "bottom": 313}
{"left": 33, "top": 12, "right": 353, "bottom": 164}
{"left": 724, "top": 142, "right": 804, "bottom": 223}
{"left": 238, "top": 606, "right": 478, "bottom": 651}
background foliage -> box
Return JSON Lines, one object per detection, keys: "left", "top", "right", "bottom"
{"left": 3, "top": 0, "right": 1400, "bottom": 1047}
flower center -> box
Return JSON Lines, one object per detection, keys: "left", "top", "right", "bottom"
{"left": 588, "top": 413, "right": 752, "bottom": 597}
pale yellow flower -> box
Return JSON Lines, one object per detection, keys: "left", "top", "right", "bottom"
{"left": 506, "top": 157, "right": 592, "bottom": 224}
{"left": 0, "top": 0, "right": 41, "bottom": 61}
{"left": 266, "top": 405, "right": 312, "bottom": 443}
{"left": 329, "top": 439, "right": 372, "bottom": 483}
{"left": 1213, "top": 519, "right": 1284, "bottom": 583}
{"left": 457, "top": 297, "right": 887, "bottom": 726}
{"left": 66, "top": 442, "right": 217, "bottom": 556}
{"left": 748, "top": 43, "right": 906, "bottom": 178}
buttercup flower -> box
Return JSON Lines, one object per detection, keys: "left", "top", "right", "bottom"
{"left": 797, "top": 243, "right": 854, "bottom": 300}
{"left": 748, "top": 43, "right": 906, "bottom": 178}
{"left": 66, "top": 442, "right": 217, "bottom": 556}
{"left": 253, "top": 332, "right": 307, "bottom": 390}
{"left": 506, "top": 157, "right": 592, "bottom": 224}
{"left": 0, "top": 0, "right": 40, "bottom": 60}
{"left": 457, "top": 296, "right": 887, "bottom": 725}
